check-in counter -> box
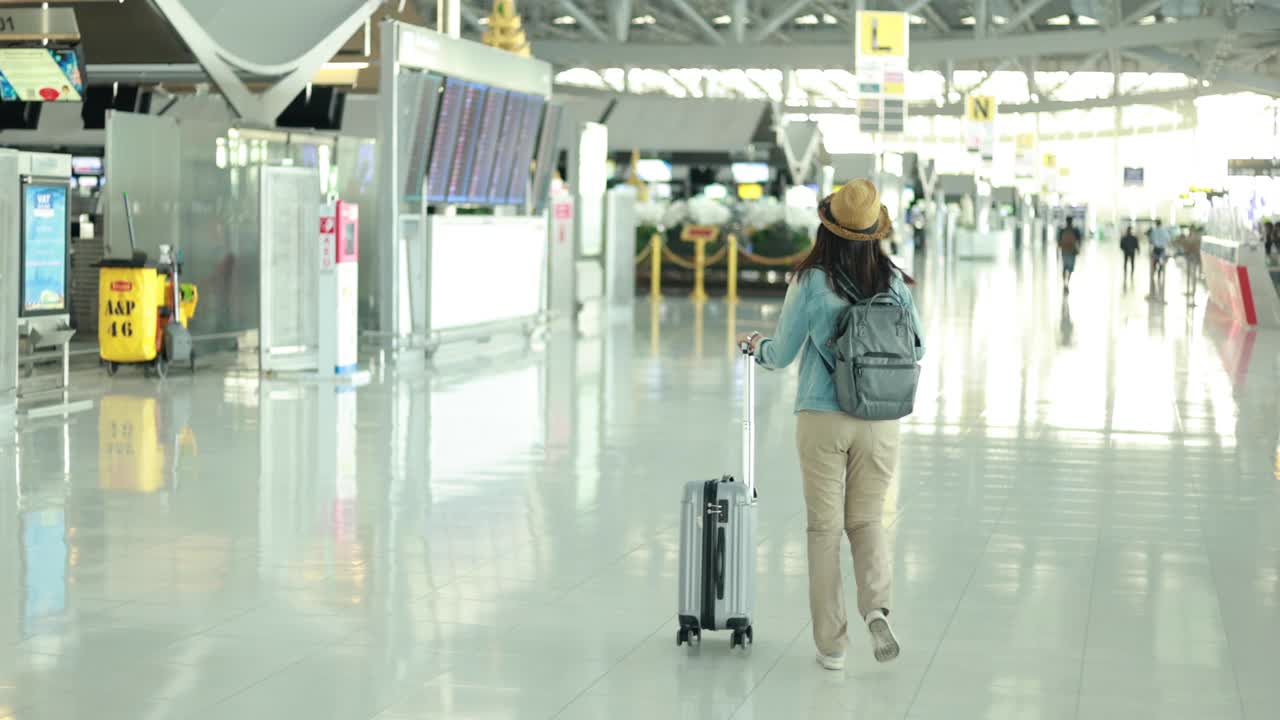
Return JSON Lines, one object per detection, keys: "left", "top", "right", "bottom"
{"left": 427, "top": 215, "right": 548, "bottom": 339}
{"left": 1201, "top": 235, "right": 1280, "bottom": 328}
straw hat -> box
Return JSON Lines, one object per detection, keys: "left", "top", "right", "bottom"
{"left": 818, "top": 179, "right": 893, "bottom": 241}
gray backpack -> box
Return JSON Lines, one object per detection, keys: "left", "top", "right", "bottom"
{"left": 827, "top": 273, "right": 920, "bottom": 421}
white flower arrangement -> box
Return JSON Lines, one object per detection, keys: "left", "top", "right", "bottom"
{"left": 687, "top": 196, "right": 733, "bottom": 226}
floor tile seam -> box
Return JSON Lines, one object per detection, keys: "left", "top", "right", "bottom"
{"left": 170, "top": 639, "right": 364, "bottom": 720}
{"left": 901, "top": 484, "right": 1018, "bottom": 716}
{"left": 1186, "top": 466, "right": 1249, "bottom": 720}
{"left": 546, "top": 615, "right": 673, "bottom": 719}
{"left": 726, "top": 621, "right": 814, "bottom": 720}
{"left": 1070, "top": 493, "right": 1108, "bottom": 720}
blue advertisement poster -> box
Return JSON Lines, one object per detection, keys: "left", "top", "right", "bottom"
{"left": 0, "top": 48, "right": 84, "bottom": 102}
{"left": 22, "top": 184, "right": 68, "bottom": 314}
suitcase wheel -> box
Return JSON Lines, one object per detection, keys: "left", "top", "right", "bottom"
{"left": 676, "top": 628, "right": 702, "bottom": 647}
{"left": 730, "top": 626, "right": 753, "bottom": 649}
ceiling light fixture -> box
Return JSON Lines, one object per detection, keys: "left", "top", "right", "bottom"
{"left": 552, "top": 15, "right": 577, "bottom": 25}
{"left": 713, "top": 15, "right": 731, "bottom": 25}
{"left": 632, "top": 14, "right": 656, "bottom": 25}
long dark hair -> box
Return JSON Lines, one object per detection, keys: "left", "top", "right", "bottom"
{"left": 795, "top": 224, "right": 900, "bottom": 302}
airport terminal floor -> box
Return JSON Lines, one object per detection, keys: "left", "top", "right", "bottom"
{"left": 2, "top": 239, "right": 1278, "bottom": 720}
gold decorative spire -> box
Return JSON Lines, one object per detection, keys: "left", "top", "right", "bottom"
{"left": 482, "top": 0, "right": 531, "bottom": 57}
{"left": 626, "top": 148, "right": 649, "bottom": 202}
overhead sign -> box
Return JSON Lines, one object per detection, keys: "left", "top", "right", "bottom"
{"left": 855, "top": 11, "right": 909, "bottom": 135}
{"left": 1015, "top": 133, "right": 1036, "bottom": 179}
{"left": 966, "top": 95, "right": 996, "bottom": 122}
{"left": 0, "top": 48, "right": 83, "bottom": 102}
{"left": 1228, "top": 158, "right": 1280, "bottom": 177}
{"left": 964, "top": 95, "right": 997, "bottom": 160}
{"left": 0, "top": 8, "right": 79, "bottom": 43}
{"left": 857, "top": 11, "right": 907, "bottom": 58}
{"left": 1123, "top": 167, "right": 1144, "bottom": 187}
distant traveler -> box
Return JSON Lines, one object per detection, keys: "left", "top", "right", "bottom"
{"left": 1179, "top": 226, "right": 1202, "bottom": 298}
{"left": 738, "top": 180, "right": 924, "bottom": 671}
{"left": 1148, "top": 219, "right": 1171, "bottom": 299}
{"left": 1120, "top": 225, "right": 1139, "bottom": 281}
{"left": 1265, "top": 220, "right": 1277, "bottom": 255}
{"left": 1058, "top": 217, "right": 1081, "bottom": 293}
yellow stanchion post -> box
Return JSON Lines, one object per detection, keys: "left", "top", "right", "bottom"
{"left": 649, "top": 296, "right": 661, "bottom": 356}
{"left": 726, "top": 233, "right": 739, "bottom": 303}
{"left": 650, "top": 233, "right": 662, "bottom": 300}
{"left": 691, "top": 238, "right": 708, "bottom": 302}
{"left": 726, "top": 300, "right": 737, "bottom": 357}
{"left": 693, "top": 297, "right": 704, "bottom": 357}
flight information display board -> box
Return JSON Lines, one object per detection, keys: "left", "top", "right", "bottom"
{"left": 505, "top": 95, "right": 546, "bottom": 206}
{"left": 530, "top": 104, "right": 564, "bottom": 212}
{"left": 445, "top": 81, "right": 486, "bottom": 203}
{"left": 486, "top": 92, "right": 528, "bottom": 205}
{"left": 401, "top": 72, "right": 443, "bottom": 201}
{"left": 466, "top": 88, "right": 509, "bottom": 203}
{"left": 425, "top": 79, "right": 466, "bottom": 203}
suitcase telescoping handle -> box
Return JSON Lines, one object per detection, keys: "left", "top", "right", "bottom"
{"left": 739, "top": 342, "right": 756, "bottom": 493}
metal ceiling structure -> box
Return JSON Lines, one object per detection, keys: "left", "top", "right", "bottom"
{"left": 410, "top": 0, "right": 1280, "bottom": 106}
{"left": 18, "top": 0, "right": 1280, "bottom": 118}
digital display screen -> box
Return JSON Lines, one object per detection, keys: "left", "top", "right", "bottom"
{"left": 731, "top": 162, "right": 770, "bottom": 184}
{"left": 445, "top": 82, "right": 486, "bottom": 203}
{"left": 466, "top": 88, "right": 509, "bottom": 203}
{"left": 0, "top": 48, "right": 84, "bottom": 102}
{"left": 636, "top": 159, "right": 673, "bottom": 182}
{"left": 505, "top": 95, "right": 545, "bottom": 206}
{"left": 426, "top": 79, "right": 466, "bottom": 202}
{"left": 487, "top": 92, "right": 528, "bottom": 205}
{"left": 71, "top": 156, "right": 102, "bottom": 175}
{"left": 531, "top": 104, "right": 564, "bottom": 212}
{"left": 21, "top": 182, "right": 68, "bottom": 316}
{"left": 402, "top": 72, "right": 442, "bottom": 201}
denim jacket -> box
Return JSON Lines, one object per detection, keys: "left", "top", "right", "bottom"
{"left": 756, "top": 268, "right": 925, "bottom": 414}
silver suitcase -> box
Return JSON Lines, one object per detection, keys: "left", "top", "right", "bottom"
{"left": 677, "top": 346, "right": 758, "bottom": 649}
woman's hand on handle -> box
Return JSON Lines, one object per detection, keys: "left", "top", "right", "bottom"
{"left": 736, "top": 332, "right": 764, "bottom": 355}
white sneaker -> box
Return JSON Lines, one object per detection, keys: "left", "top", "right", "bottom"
{"left": 865, "top": 609, "right": 900, "bottom": 663}
{"left": 815, "top": 651, "right": 846, "bottom": 671}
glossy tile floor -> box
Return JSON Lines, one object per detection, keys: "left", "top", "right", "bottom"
{"left": 3, "top": 239, "right": 1278, "bottom": 719}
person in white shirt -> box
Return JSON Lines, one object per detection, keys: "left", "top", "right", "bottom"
{"left": 1148, "top": 219, "right": 1172, "bottom": 300}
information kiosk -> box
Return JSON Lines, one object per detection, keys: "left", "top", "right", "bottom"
{"left": 15, "top": 152, "right": 80, "bottom": 415}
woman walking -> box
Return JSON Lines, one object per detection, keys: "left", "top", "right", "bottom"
{"left": 738, "top": 180, "right": 925, "bottom": 670}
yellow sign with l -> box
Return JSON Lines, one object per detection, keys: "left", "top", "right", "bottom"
{"left": 966, "top": 95, "right": 997, "bottom": 122}
{"left": 857, "top": 11, "right": 907, "bottom": 58}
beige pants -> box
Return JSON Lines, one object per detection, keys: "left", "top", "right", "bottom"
{"left": 796, "top": 411, "right": 900, "bottom": 657}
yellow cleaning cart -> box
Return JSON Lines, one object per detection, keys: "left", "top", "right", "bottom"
{"left": 98, "top": 194, "right": 198, "bottom": 377}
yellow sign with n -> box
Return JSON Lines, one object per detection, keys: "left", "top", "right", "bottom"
{"left": 966, "top": 95, "right": 997, "bottom": 122}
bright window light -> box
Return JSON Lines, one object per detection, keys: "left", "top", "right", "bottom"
{"left": 794, "top": 14, "right": 820, "bottom": 25}
{"left": 1046, "top": 14, "right": 1071, "bottom": 25}
{"left": 1077, "top": 15, "right": 1100, "bottom": 25}
{"left": 713, "top": 14, "right": 731, "bottom": 24}
{"left": 552, "top": 15, "right": 576, "bottom": 25}
{"left": 477, "top": 17, "right": 489, "bottom": 25}
{"left": 1139, "top": 14, "right": 1157, "bottom": 24}
{"left": 992, "top": 15, "right": 1008, "bottom": 24}
{"left": 961, "top": 16, "right": 976, "bottom": 25}
{"left": 909, "top": 14, "right": 927, "bottom": 24}
{"left": 632, "top": 14, "right": 656, "bottom": 25}
{"left": 822, "top": 13, "right": 838, "bottom": 24}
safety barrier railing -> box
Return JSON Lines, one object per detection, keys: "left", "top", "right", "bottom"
{"left": 636, "top": 231, "right": 811, "bottom": 302}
